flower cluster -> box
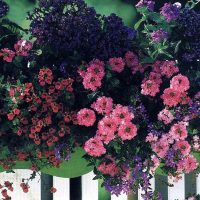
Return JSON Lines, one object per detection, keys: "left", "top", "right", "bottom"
{"left": 80, "top": 100, "right": 137, "bottom": 156}
{"left": 0, "top": 39, "right": 32, "bottom": 62}
{"left": 28, "top": 0, "right": 136, "bottom": 67}
{"left": 160, "top": 3, "right": 180, "bottom": 22}
{"left": 0, "top": 0, "right": 199, "bottom": 199}
{"left": 78, "top": 60, "right": 105, "bottom": 91}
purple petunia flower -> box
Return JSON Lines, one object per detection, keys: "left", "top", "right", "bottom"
{"left": 136, "top": 0, "right": 155, "bottom": 12}
{"left": 160, "top": 3, "right": 180, "bottom": 22}
{"left": 150, "top": 29, "right": 168, "bottom": 43}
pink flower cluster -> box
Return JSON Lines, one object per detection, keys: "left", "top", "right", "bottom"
{"left": 161, "top": 74, "right": 190, "bottom": 107}
{"left": 159, "top": 61, "right": 179, "bottom": 78}
{"left": 77, "top": 108, "right": 96, "bottom": 127}
{"left": 158, "top": 108, "right": 174, "bottom": 124}
{"left": 124, "top": 51, "right": 145, "bottom": 74}
{"left": 83, "top": 97, "right": 137, "bottom": 157}
{"left": 0, "top": 39, "right": 32, "bottom": 62}
{"left": 141, "top": 60, "right": 180, "bottom": 97}
{"left": 169, "top": 121, "right": 188, "bottom": 141}
{"left": 108, "top": 57, "right": 125, "bottom": 73}
{"left": 96, "top": 103, "right": 137, "bottom": 144}
{"left": 146, "top": 120, "right": 198, "bottom": 174}
{"left": 84, "top": 137, "right": 106, "bottom": 157}
{"left": 98, "top": 161, "right": 119, "bottom": 177}
{"left": 91, "top": 96, "right": 113, "bottom": 115}
{"left": 78, "top": 59, "right": 105, "bottom": 91}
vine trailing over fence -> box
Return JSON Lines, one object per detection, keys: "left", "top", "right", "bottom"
{"left": 0, "top": 0, "right": 199, "bottom": 199}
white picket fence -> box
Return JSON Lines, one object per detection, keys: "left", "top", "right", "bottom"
{"left": 0, "top": 170, "right": 199, "bottom": 200}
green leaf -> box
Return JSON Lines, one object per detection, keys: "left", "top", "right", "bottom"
{"left": 192, "top": 152, "right": 200, "bottom": 163}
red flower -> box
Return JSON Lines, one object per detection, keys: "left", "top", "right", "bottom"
{"left": 1, "top": 189, "right": 8, "bottom": 197}
{"left": 0, "top": 48, "right": 15, "bottom": 62}
{"left": 7, "top": 113, "right": 14, "bottom": 121}
{"left": 50, "top": 187, "right": 57, "bottom": 193}
{"left": 20, "top": 183, "right": 29, "bottom": 193}
{"left": 9, "top": 88, "right": 15, "bottom": 97}
{"left": 13, "top": 108, "right": 20, "bottom": 115}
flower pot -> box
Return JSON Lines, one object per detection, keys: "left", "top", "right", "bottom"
{"left": 0, "top": 148, "right": 93, "bottom": 178}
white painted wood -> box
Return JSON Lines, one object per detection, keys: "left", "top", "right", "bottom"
{"left": 53, "top": 177, "right": 70, "bottom": 200}
{"left": 111, "top": 193, "right": 127, "bottom": 200}
{"left": 82, "top": 172, "right": 98, "bottom": 200}
{"left": 197, "top": 173, "right": 200, "bottom": 194}
{"left": 168, "top": 174, "right": 185, "bottom": 200}
{"left": 0, "top": 169, "right": 41, "bottom": 200}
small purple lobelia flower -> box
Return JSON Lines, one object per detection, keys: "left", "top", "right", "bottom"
{"left": 54, "top": 144, "right": 71, "bottom": 161}
{"left": 0, "top": 0, "right": 9, "bottom": 18}
{"left": 160, "top": 3, "right": 180, "bottom": 22}
{"left": 150, "top": 29, "right": 168, "bottom": 43}
{"left": 136, "top": 0, "right": 155, "bottom": 12}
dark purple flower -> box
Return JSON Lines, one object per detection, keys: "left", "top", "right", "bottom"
{"left": 28, "top": 0, "right": 135, "bottom": 67}
{"left": 136, "top": 0, "right": 155, "bottom": 12}
{"left": 0, "top": 0, "right": 9, "bottom": 18}
{"left": 160, "top": 3, "right": 180, "bottom": 22}
{"left": 150, "top": 29, "right": 168, "bottom": 43}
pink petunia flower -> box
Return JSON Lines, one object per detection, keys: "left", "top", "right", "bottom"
{"left": 111, "top": 104, "right": 134, "bottom": 124}
{"left": 0, "top": 48, "right": 15, "bottom": 62}
{"left": 77, "top": 108, "right": 96, "bottom": 127}
{"left": 82, "top": 73, "right": 102, "bottom": 91}
{"left": 169, "top": 122, "right": 188, "bottom": 141}
{"left": 160, "top": 61, "right": 179, "bottom": 78}
{"left": 170, "top": 74, "right": 190, "bottom": 92}
{"left": 98, "top": 161, "right": 119, "bottom": 177}
{"left": 161, "top": 88, "right": 181, "bottom": 107}
{"left": 141, "top": 79, "right": 160, "bottom": 96}
{"left": 108, "top": 57, "right": 125, "bottom": 73}
{"left": 148, "top": 72, "right": 163, "bottom": 84}
{"left": 117, "top": 122, "right": 137, "bottom": 141}
{"left": 158, "top": 108, "right": 174, "bottom": 124}
{"left": 173, "top": 140, "right": 191, "bottom": 155}
{"left": 87, "top": 62, "right": 105, "bottom": 79}
{"left": 152, "top": 138, "right": 169, "bottom": 158}
{"left": 84, "top": 137, "right": 106, "bottom": 157}
{"left": 91, "top": 96, "right": 113, "bottom": 115}
{"left": 177, "top": 155, "right": 198, "bottom": 174}
{"left": 97, "top": 117, "right": 117, "bottom": 143}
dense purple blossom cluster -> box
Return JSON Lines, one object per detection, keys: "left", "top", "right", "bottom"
{"left": 28, "top": 0, "right": 136, "bottom": 63}
{"left": 178, "top": 8, "right": 200, "bottom": 61}
{"left": 0, "top": 0, "right": 9, "bottom": 18}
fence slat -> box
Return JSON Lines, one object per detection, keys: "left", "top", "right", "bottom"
{"left": 41, "top": 173, "right": 53, "bottom": 200}
{"left": 196, "top": 173, "right": 200, "bottom": 195}
{"left": 111, "top": 193, "right": 128, "bottom": 200}
{"left": 185, "top": 172, "right": 196, "bottom": 197}
{"left": 168, "top": 174, "right": 185, "bottom": 200}
{"left": 70, "top": 177, "right": 82, "bottom": 200}
{"left": 155, "top": 175, "right": 168, "bottom": 200}
{"left": 82, "top": 172, "right": 98, "bottom": 200}
{"left": 0, "top": 169, "right": 41, "bottom": 200}
{"left": 53, "top": 177, "right": 69, "bottom": 200}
